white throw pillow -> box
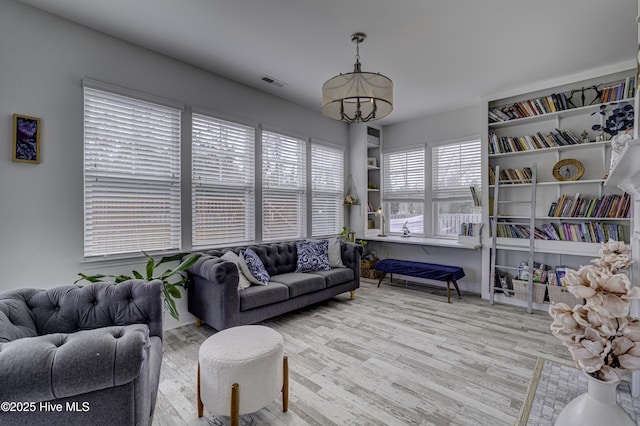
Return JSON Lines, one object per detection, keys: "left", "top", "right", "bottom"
{"left": 327, "top": 237, "right": 345, "bottom": 268}
{"left": 220, "top": 250, "right": 252, "bottom": 290}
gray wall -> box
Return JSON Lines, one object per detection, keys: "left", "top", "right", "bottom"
{"left": 0, "top": 0, "right": 347, "bottom": 326}
{"left": 375, "top": 105, "right": 484, "bottom": 293}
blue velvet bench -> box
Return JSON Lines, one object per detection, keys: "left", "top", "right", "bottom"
{"left": 374, "top": 259, "right": 465, "bottom": 303}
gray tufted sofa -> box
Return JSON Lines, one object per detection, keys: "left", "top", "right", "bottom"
{"left": 0, "top": 280, "right": 163, "bottom": 426}
{"left": 187, "top": 241, "right": 363, "bottom": 331}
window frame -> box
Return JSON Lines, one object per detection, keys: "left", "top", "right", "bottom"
{"left": 191, "top": 112, "right": 256, "bottom": 248}
{"left": 382, "top": 146, "right": 426, "bottom": 236}
{"left": 82, "top": 79, "right": 184, "bottom": 259}
{"left": 311, "top": 141, "right": 345, "bottom": 237}
{"left": 261, "top": 128, "right": 308, "bottom": 242}
{"left": 431, "top": 138, "right": 482, "bottom": 238}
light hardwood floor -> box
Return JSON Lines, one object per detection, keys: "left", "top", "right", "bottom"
{"left": 154, "top": 278, "right": 571, "bottom": 426}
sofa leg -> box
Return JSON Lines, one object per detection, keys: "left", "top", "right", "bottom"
{"left": 350, "top": 290, "right": 355, "bottom": 300}
{"left": 195, "top": 317, "right": 202, "bottom": 327}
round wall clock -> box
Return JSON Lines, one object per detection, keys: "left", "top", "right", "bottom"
{"left": 552, "top": 158, "right": 584, "bottom": 181}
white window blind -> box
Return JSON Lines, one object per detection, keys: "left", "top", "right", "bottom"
{"left": 311, "top": 143, "right": 344, "bottom": 236}
{"left": 192, "top": 114, "right": 255, "bottom": 247}
{"left": 262, "top": 130, "right": 307, "bottom": 241}
{"left": 83, "top": 87, "right": 182, "bottom": 258}
{"left": 383, "top": 147, "right": 425, "bottom": 234}
{"left": 383, "top": 147, "right": 425, "bottom": 200}
{"left": 432, "top": 139, "right": 481, "bottom": 200}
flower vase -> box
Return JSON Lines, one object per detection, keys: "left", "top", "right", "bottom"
{"left": 555, "top": 372, "right": 635, "bottom": 426}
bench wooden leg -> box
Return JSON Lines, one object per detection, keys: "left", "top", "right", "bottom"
{"left": 447, "top": 281, "right": 451, "bottom": 303}
{"left": 376, "top": 272, "right": 387, "bottom": 288}
{"left": 452, "top": 279, "right": 462, "bottom": 298}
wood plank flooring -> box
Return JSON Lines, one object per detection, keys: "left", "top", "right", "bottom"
{"left": 154, "top": 279, "right": 571, "bottom": 426}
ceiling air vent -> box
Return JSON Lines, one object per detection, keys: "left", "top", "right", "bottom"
{"left": 261, "top": 75, "right": 286, "bottom": 88}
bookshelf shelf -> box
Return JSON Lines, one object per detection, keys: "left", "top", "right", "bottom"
{"left": 482, "top": 64, "right": 635, "bottom": 312}
{"left": 350, "top": 124, "right": 383, "bottom": 238}
{"left": 488, "top": 98, "right": 635, "bottom": 129}
{"left": 488, "top": 140, "right": 610, "bottom": 158}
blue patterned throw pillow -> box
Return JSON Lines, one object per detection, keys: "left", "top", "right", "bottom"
{"left": 296, "top": 240, "right": 331, "bottom": 272}
{"left": 240, "top": 248, "right": 270, "bottom": 285}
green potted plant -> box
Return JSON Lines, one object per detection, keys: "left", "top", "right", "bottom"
{"left": 75, "top": 252, "right": 201, "bottom": 321}
{"left": 339, "top": 226, "right": 367, "bottom": 246}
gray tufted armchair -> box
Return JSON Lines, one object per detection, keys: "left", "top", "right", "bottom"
{"left": 0, "top": 280, "right": 163, "bottom": 426}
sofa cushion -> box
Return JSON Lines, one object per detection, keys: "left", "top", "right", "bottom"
{"left": 307, "top": 267, "right": 355, "bottom": 288}
{"left": 0, "top": 295, "right": 38, "bottom": 343}
{"left": 327, "top": 237, "right": 345, "bottom": 268}
{"left": 270, "top": 272, "right": 326, "bottom": 298}
{"left": 240, "top": 283, "right": 289, "bottom": 311}
{"left": 221, "top": 251, "right": 252, "bottom": 290}
{"left": 240, "top": 249, "right": 270, "bottom": 285}
{"left": 295, "top": 240, "right": 330, "bottom": 272}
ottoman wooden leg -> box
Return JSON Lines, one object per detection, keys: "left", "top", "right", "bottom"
{"left": 197, "top": 363, "right": 204, "bottom": 417}
{"left": 376, "top": 272, "right": 387, "bottom": 288}
{"left": 447, "top": 281, "right": 451, "bottom": 303}
{"left": 231, "top": 383, "right": 239, "bottom": 426}
{"left": 282, "top": 356, "right": 289, "bottom": 412}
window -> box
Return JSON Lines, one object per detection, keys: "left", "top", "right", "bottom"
{"left": 311, "top": 143, "right": 344, "bottom": 236}
{"left": 262, "top": 130, "right": 307, "bottom": 241}
{"left": 192, "top": 114, "right": 255, "bottom": 247}
{"left": 83, "top": 85, "right": 182, "bottom": 258}
{"left": 383, "top": 147, "right": 425, "bottom": 234}
{"left": 432, "top": 139, "right": 482, "bottom": 237}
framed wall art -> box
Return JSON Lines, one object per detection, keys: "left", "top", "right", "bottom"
{"left": 12, "top": 113, "right": 41, "bottom": 164}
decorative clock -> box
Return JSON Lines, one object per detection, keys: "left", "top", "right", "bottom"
{"left": 552, "top": 158, "right": 584, "bottom": 181}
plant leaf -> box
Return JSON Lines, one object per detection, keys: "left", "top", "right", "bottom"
{"left": 146, "top": 258, "right": 154, "bottom": 280}
{"left": 164, "top": 295, "right": 180, "bottom": 321}
{"left": 74, "top": 273, "right": 110, "bottom": 284}
{"left": 132, "top": 270, "right": 143, "bottom": 279}
{"left": 156, "top": 253, "right": 189, "bottom": 267}
{"left": 114, "top": 275, "right": 131, "bottom": 283}
{"left": 165, "top": 284, "right": 182, "bottom": 299}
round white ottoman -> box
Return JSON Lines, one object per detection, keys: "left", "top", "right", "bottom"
{"left": 197, "top": 325, "right": 288, "bottom": 424}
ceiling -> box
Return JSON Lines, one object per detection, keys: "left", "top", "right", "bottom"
{"left": 18, "top": 0, "right": 639, "bottom": 126}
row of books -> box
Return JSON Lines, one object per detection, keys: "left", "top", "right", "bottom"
{"left": 459, "top": 222, "right": 482, "bottom": 236}
{"left": 489, "top": 93, "right": 571, "bottom": 123}
{"left": 488, "top": 129, "right": 583, "bottom": 154}
{"left": 601, "top": 77, "right": 636, "bottom": 103}
{"left": 488, "top": 78, "right": 636, "bottom": 123}
{"left": 489, "top": 166, "right": 532, "bottom": 185}
{"left": 493, "top": 221, "right": 624, "bottom": 243}
{"left": 548, "top": 193, "right": 631, "bottom": 219}
{"left": 495, "top": 263, "right": 570, "bottom": 293}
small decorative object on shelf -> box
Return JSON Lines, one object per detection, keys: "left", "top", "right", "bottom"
{"left": 549, "top": 240, "right": 638, "bottom": 426}
{"left": 552, "top": 158, "right": 584, "bottom": 182}
{"left": 591, "top": 102, "right": 634, "bottom": 137}
{"left": 367, "top": 157, "right": 377, "bottom": 167}
{"left": 401, "top": 221, "right": 410, "bottom": 238}
{"left": 581, "top": 130, "right": 590, "bottom": 144}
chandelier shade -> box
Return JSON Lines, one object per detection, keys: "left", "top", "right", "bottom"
{"left": 321, "top": 33, "right": 393, "bottom": 123}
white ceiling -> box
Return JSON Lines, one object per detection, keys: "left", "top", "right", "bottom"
{"left": 18, "top": 0, "right": 639, "bottom": 125}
